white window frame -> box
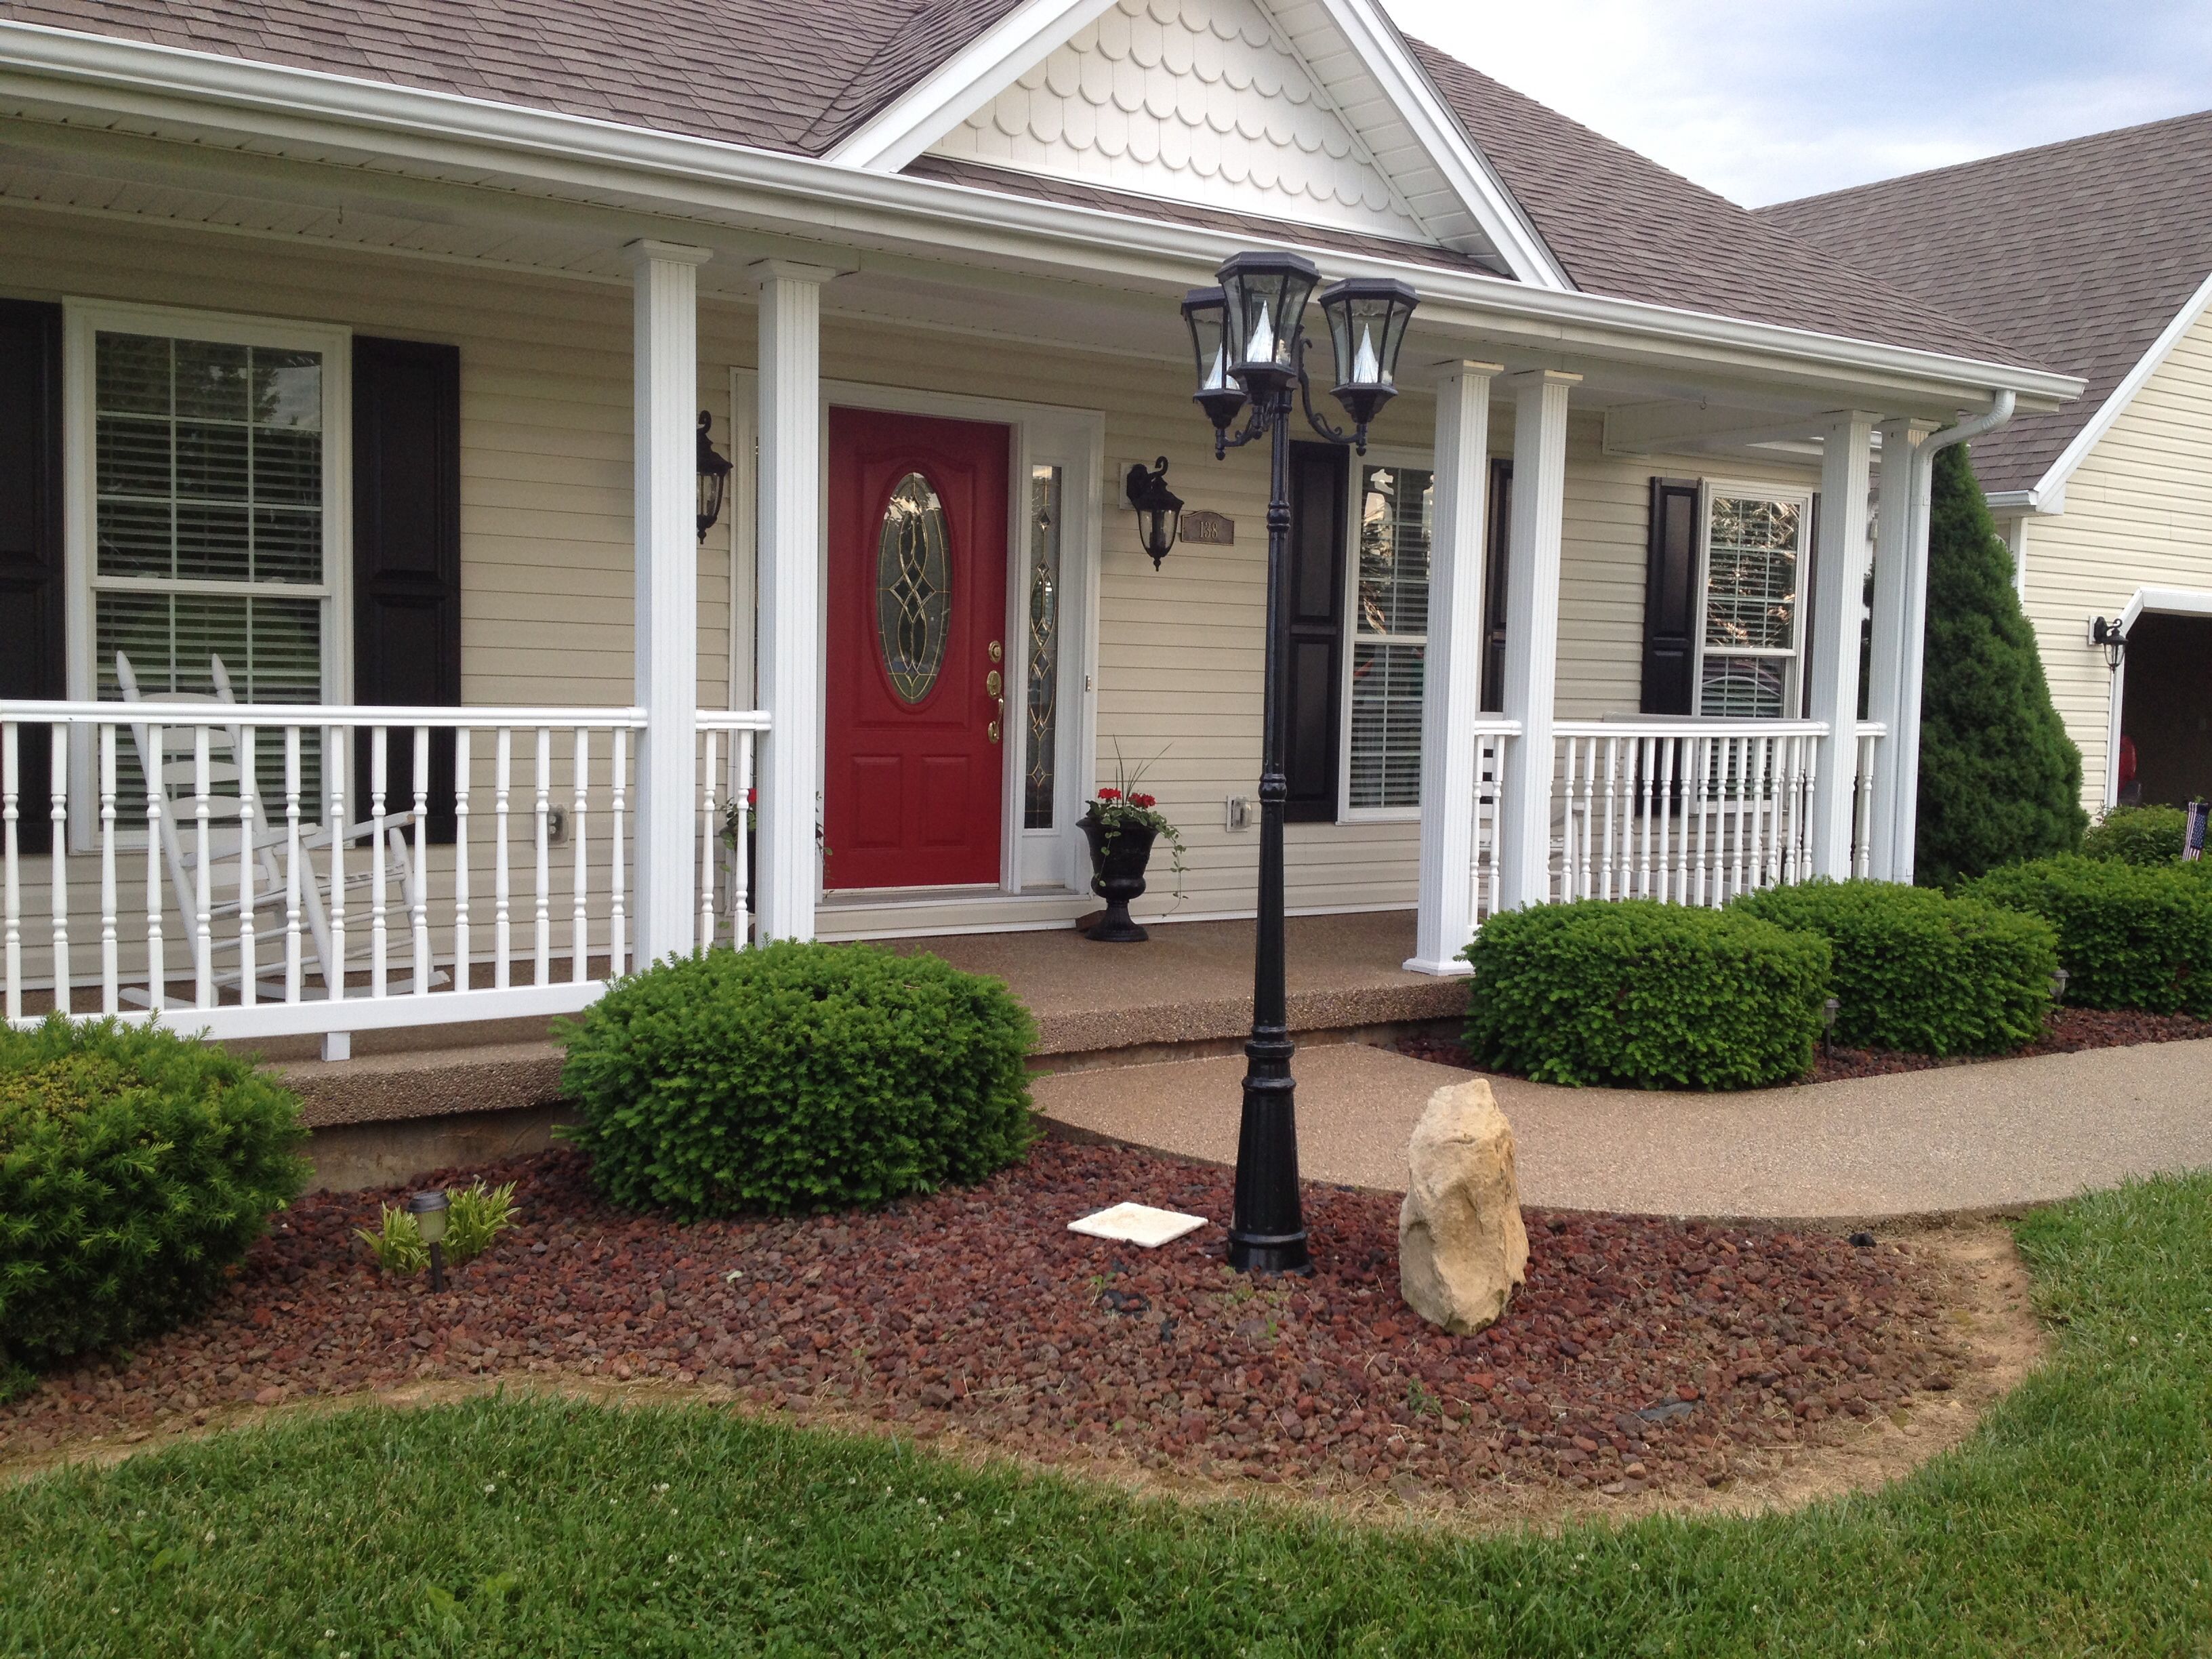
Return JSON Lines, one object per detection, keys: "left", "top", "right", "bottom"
{"left": 1692, "top": 478, "right": 1813, "bottom": 721}
{"left": 62, "top": 298, "right": 353, "bottom": 846}
{"left": 1336, "top": 443, "right": 1434, "bottom": 823}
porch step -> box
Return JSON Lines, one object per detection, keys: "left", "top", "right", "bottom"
{"left": 271, "top": 1039, "right": 567, "bottom": 1130}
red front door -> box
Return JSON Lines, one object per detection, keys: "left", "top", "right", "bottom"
{"left": 825, "top": 408, "right": 1010, "bottom": 890}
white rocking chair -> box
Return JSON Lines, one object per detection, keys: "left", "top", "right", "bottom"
{"left": 115, "top": 651, "right": 449, "bottom": 1004}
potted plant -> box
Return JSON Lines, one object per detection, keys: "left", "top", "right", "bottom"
{"left": 1080, "top": 752, "right": 1184, "bottom": 942}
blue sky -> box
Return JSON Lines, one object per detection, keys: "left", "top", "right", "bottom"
{"left": 1384, "top": 0, "right": 2212, "bottom": 206}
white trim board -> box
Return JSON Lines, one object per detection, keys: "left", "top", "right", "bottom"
{"left": 2020, "top": 266, "right": 2212, "bottom": 516}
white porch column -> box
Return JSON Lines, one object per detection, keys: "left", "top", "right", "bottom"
{"left": 1496, "top": 369, "right": 1578, "bottom": 912}
{"left": 1807, "top": 411, "right": 1876, "bottom": 880}
{"left": 1406, "top": 361, "right": 1502, "bottom": 975}
{"left": 1864, "top": 417, "right": 1932, "bottom": 880}
{"left": 753, "top": 260, "right": 835, "bottom": 943}
{"left": 626, "top": 239, "right": 710, "bottom": 966}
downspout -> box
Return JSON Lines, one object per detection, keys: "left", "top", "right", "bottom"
{"left": 1890, "top": 388, "right": 2016, "bottom": 883}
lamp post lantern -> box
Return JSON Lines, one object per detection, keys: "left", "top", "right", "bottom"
{"left": 1176, "top": 251, "right": 1417, "bottom": 1274}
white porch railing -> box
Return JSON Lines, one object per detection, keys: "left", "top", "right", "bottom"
{"left": 2, "top": 703, "right": 764, "bottom": 1042}
{"left": 1544, "top": 718, "right": 1885, "bottom": 908}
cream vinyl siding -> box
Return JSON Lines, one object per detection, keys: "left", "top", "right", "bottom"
{"left": 2, "top": 207, "right": 1823, "bottom": 947}
{"left": 2015, "top": 300, "right": 2212, "bottom": 812}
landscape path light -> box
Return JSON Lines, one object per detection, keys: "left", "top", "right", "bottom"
{"left": 1170, "top": 248, "right": 1417, "bottom": 1275}
{"left": 409, "top": 1189, "right": 451, "bottom": 1293}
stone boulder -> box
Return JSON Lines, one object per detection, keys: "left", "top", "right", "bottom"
{"left": 1399, "top": 1078, "right": 1528, "bottom": 1334}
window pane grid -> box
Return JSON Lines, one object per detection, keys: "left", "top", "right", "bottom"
{"left": 1698, "top": 492, "right": 1803, "bottom": 718}
{"left": 1346, "top": 464, "right": 1432, "bottom": 811}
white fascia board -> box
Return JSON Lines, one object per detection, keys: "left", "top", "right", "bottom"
{"left": 2030, "top": 265, "right": 2212, "bottom": 505}
{"left": 822, "top": 0, "right": 1121, "bottom": 172}
{"left": 1308, "top": 0, "right": 1571, "bottom": 290}
{"left": 1985, "top": 485, "right": 2066, "bottom": 516}
{"left": 2120, "top": 585, "right": 2212, "bottom": 633}
{"left": 0, "top": 20, "right": 2085, "bottom": 408}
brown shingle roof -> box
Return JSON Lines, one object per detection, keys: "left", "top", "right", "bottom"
{"left": 1406, "top": 41, "right": 2039, "bottom": 371}
{"left": 0, "top": 0, "right": 2048, "bottom": 373}
{"left": 1758, "top": 109, "right": 2212, "bottom": 494}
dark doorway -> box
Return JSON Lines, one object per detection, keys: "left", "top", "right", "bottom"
{"left": 2118, "top": 612, "right": 2212, "bottom": 806}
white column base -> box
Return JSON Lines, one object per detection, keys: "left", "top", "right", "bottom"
{"left": 1402, "top": 955, "right": 1476, "bottom": 978}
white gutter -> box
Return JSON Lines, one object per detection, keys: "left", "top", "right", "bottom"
{"left": 0, "top": 20, "right": 2085, "bottom": 409}
{"left": 1888, "top": 390, "right": 2016, "bottom": 883}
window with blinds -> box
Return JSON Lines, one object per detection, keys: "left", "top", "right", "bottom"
{"left": 1346, "top": 462, "right": 1432, "bottom": 812}
{"left": 1696, "top": 490, "right": 1805, "bottom": 719}
{"left": 89, "top": 327, "right": 331, "bottom": 710}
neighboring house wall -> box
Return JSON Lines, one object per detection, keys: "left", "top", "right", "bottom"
{"left": 2011, "top": 299, "right": 2212, "bottom": 812}
{"left": 1, "top": 205, "right": 1821, "bottom": 941}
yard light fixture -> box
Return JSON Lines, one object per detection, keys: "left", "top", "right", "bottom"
{"left": 1173, "top": 249, "right": 1419, "bottom": 1276}
{"left": 408, "top": 1189, "right": 451, "bottom": 1292}
{"left": 1124, "top": 457, "right": 1185, "bottom": 569}
{"left": 2051, "top": 966, "right": 2070, "bottom": 1003}
{"left": 696, "top": 411, "right": 734, "bottom": 544}
{"left": 2091, "top": 616, "right": 2126, "bottom": 672}
{"left": 1821, "top": 996, "right": 1841, "bottom": 1059}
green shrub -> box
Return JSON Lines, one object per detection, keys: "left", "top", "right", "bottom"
{"left": 1462, "top": 901, "right": 1831, "bottom": 1090}
{"left": 1734, "top": 880, "right": 2056, "bottom": 1055}
{"left": 1965, "top": 856, "right": 2212, "bottom": 1015}
{"left": 2083, "top": 805, "right": 2189, "bottom": 867}
{"left": 1915, "top": 444, "right": 2085, "bottom": 886}
{"left": 0, "top": 1017, "right": 309, "bottom": 1369}
{"left": 556, "top": 943, "right": 1038, "bottom": 1218}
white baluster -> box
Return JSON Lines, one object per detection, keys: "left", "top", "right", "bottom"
{"left": 191, "top": 726, "right": 211, "bottom": 1009}
{"left": 699, "top": 729, "right": 720, "bottom": 950}
{"left": 453, "top": 728, "right": 472, "bottom": 993}
{"left": 493, "top": 726, "right": 512, "bottom": 990}
{"left": 2, "top": 722, "right": 18, "bottom": 1022}
{"left": 412, "top": 724, "right": 432, "bottom": 996}
{"left": 734, "top": 732, "right": 754, "bottom": 947}
{"left": 49, "top": 724, "right": 69, "bottom": 1015}
{"left": 369, "top": 725, "right": 389, "bottom": 1000}
{"left": 1657, "top": 736, "right": 1679, "bottom": 905}
{"left": 284, "top": 726, "right": 303, "bottom": 1003}
{"left": 99, "top": 724, "right": 118, "bottom": 1012}
{"left": 1725, "top": 736, "right": 1748, "bottom": 903}
{"left": 326, "top": 724, "right": 347, "bottom": 1004}
{"left": 534, "top": 726, "right": 552, "bottom": 986}
{"left": 610, "top": 726, "right": 628, "bottom": 975}
{"left": 1555, "top": 737, "right": 1578, "bottom": 902}
{"left": 144, "top": 722, "right": 163, "bottom": 1012}
{"left": 572, "top": 728, "right": 590, "bottom": 983}
{"left": 1598, "top": 737, "right": 1618, "bottom": 901}
{"left": 236, "top": 723, "right": 256, "bottom": 1006}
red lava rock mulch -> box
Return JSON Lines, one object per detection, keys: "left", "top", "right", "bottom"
{"left": 1397, "top": 1005, "right": 2212, "bottom": 1087}
{"left": 0, "top": 1141, "right": 1969, "bottom": 1502}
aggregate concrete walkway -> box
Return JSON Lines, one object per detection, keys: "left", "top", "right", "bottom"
{"left": 1030, "top": 1037, "right": 2212, "bottom": 1221}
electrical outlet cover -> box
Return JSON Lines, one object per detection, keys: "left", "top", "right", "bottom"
{"left": 1067, "top": 1202, "right": 1209, "bottom": 1248}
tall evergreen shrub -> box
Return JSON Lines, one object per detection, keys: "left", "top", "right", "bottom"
{"left": 1915, "top": 443, "right": 2085, "bottom": 887}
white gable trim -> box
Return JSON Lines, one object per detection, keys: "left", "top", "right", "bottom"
{"left": 1294, "top": 0, "right": 1568, "bottom": 289}
{"left": 823, "top": 0, "right": 1124, "bottom": 171}
{"left": 2024, "top": 265, "right": 2212, "bottom": 514}
{"left": 830, "top": 0, "right": 1572, "bottom": 288}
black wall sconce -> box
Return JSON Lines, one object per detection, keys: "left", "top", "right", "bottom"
{"left": 2091, "top": 616, "right": 2127, "bottom": 671}
{"left": 1124, "top": 457, "right": 1183, "bottom": 569}
{"left": 697, "top": 411, "right": 733, "bottom": 543}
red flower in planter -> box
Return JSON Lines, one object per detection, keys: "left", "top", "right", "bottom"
{"left": 1097, "top": 787, "right": 1122, "bottom": 801}
{"left": 1130, "top": 793, "right": 1156, "bottom": 808}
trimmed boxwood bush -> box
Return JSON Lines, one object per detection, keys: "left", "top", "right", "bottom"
{"left": 1964, "top": 856, "right": 2212, "bottom": 1016}
{"left": 557, "top": 942, "right": 1038, "bottom": 1218}
{"left": 0, "top": 1017, "right": 309, "bottom": 1372}
{"left": 1462, "top": 900, "right": 1831, "bottom": 1090}
{"left": 1734, "top": 880, "right": 2056, "bottom": 1056}
{"left": 2082, "top": 804, "right": 2189, "bottom": 867}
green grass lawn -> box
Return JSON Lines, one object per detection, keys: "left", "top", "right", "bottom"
{"left": 3, "top": 1176, "right": 2211, "bottom": 1658}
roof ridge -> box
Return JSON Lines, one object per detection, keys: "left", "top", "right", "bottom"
{"left": 1762, "top": 103, "right": 2212, "bottom": 213}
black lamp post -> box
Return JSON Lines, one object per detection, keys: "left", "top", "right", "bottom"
{"left": 1176, "top": 251, "right": 1417, "bottom": 1275}
{"left": 696, "top": 411, "right": 733, "bottom": 543}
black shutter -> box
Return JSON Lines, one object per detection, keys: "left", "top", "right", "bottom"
{"left": 1640, "top": 476, "right": 1701, "bottom": 716}
{"left": 0, "top": 300, "right": 64, "bottom": 855}
{"left": 352, "top": 335, "right": 462, "bottom": 840}
{"left": 1481, "top": 457, "right": 1512, "bottom": 712}
{"left": 1278, "top": 441, "right": 1347, "bottom": 823}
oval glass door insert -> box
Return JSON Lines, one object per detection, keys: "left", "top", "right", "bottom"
{"left": 876, "top": 471, "right": 951, "bottom": 703}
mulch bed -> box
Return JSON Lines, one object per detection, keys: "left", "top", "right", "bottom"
{"left": 1397, "top": 1006, "right": 2212, "bottom": 1086}
{"left": 1, "top": 1142, "right": 1969, "bottom": 1504}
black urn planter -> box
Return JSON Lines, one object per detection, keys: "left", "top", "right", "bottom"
{"left": 1080, "top": 817, "right": 1157, "bottom": 942}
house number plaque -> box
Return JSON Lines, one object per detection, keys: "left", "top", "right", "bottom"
{"left": 1181, "top": 509, "right": 1235, "bottom": 546}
